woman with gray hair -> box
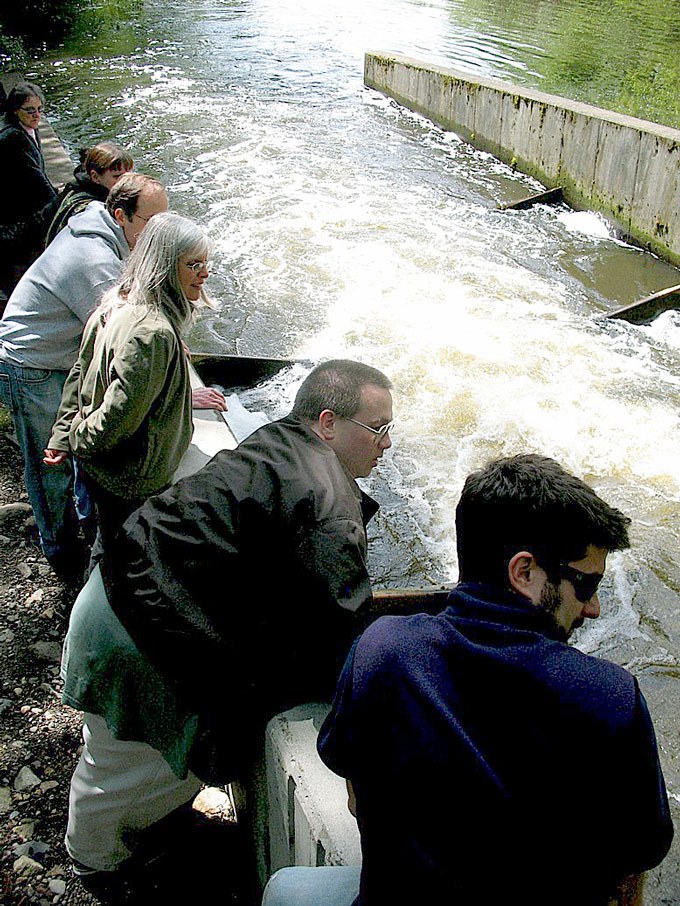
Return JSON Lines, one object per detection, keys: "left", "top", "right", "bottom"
{"left": 45, "top": 211, "right": 223, "bottom": 553}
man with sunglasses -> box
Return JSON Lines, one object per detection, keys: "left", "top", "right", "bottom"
{"left": 266, "top": 453, "right": 673, "bottom": 906}
{"left": 60, "top": 358, "right": 393, "bottom": 889}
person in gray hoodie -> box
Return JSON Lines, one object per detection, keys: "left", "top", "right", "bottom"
{"left": 0, "top": 173, "right": 169, "bottom": 580}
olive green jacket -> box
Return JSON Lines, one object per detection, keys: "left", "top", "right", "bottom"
{"left": 49, "top": 300, "right": 192, "bottom": 498}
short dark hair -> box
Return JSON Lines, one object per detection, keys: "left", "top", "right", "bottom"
{"left": 4, "top": 82, "right": 45, "bottom": 122}
{"left": 106, "top": 172, "right": 164, "bottom": 219}
{"left": 455, "top": 453, "right": 630, "bottom": 587}
{"left": 292, "top": 359, "right": 392, "bottom": 421}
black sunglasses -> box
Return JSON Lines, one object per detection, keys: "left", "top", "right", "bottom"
{"left": 559, "top": 563, "right": 604, "bottom": 603}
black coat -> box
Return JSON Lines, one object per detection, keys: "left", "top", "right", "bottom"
{"left": 0, "top": 117, "right": 57, "bottom": 269}
{"left": 101, "top": 415, "right": 379, "bottom": 780}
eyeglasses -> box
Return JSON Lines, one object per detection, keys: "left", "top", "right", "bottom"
{"left": 20, "top": 105, "right": 44, "bottom": 115}
{"left": 559, "top": 563, "right": 604, "bottom": 603}
{"left": 184, "top": 260, "right": 209, "bottom": 274}
{"left": 132, "top": 212, "right": 151, "bottom": 223}
{"left": 345, "top": 417, "right": 394, "bottom": 444}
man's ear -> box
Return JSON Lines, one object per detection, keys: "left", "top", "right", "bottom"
{"left": 112, "top": 207, "right": 126, "bottom": 227}
{"left": 316, "top": 409, "right": 336, "bottom": 441}
{"left": 508, "top": 551, "right": 543, "bottom": 604}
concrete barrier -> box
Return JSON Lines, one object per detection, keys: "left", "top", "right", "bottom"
{"left": 238, "top": 705, "right": 360, "bottom": 890}
{"left": 266, "top": 704, "right": 361, "bottom": 876}
{"left": 364, "top": 52, "right": 680, "bottom": 268}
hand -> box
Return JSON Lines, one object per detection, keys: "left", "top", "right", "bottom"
{"left": 191, "top": 387, "right": 228, "bottom": 411}
{"left": 43, "top": 449, "right": 69, "bottom": 466}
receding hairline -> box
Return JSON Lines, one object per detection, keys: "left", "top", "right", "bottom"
{"left": 136, "top": 183, "right": 168, "bottom": 204}
{"left": 292, "top": 358, "right": 392, "bottom": 421}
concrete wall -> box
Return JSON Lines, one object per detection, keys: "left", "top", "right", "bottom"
{"left": 247, "top": 704, "right": 361, "bottom": 888}
{"left": 364, "top": 53, "right": 680, "bottom": 268}
{"left": 266, "top": 705, "right": 361, "bottom": 874}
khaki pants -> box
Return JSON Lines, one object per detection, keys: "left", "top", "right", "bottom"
{"left": 66, "top": 713, "right": 201, "bottom": 871}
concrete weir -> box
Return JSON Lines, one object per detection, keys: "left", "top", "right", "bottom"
{"left": 364, "top": 52, "right": 680, "bottom": 267}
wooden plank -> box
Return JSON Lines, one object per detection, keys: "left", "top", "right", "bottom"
{"left": 369, "top": 586, "right": 451, "bottom": 617}
{"left": 604, "top": 283, "right": 680, "bottom": 325}
{"left": 498, "top": 186, "right": 564, "bottom": 211}
{"left": 190, "top": 352, "right": 301, "bottom": 391}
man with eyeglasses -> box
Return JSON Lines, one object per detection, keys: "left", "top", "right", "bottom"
{"left": 0, "top": 172, "right": 168, "bottom": 580}
{"left": 264, "top": 453, "right": 673, "bottom": 906}
{"left": 60, "top": 358, "right": 393, "bottom": 891}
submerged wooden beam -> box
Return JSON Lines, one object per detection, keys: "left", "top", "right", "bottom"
{"left": 498, "top": 187, "right": 564, "bottom": 211}
{"left": 370, "top": 586, "right": 451, "bottom": 617}
{"left": 605, "top": 284, "right": 680, "bottom": 325}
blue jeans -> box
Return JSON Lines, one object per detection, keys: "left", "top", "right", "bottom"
{"left": 0, "top": 360, "right": 86, "bottom": 566}
{"left": 261, "top": 867, "right": 361, "bottom": 906}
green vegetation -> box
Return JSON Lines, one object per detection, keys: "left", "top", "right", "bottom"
{"left": 0, "top": 403, "right": 11, "bottom": 434}
{"left": 1, "top": 2, "right": 79, "bottom": 70}
{"left": 0, "top": 0, "right": 141, "bottom": 71}
{"left": 1, "top": 1, "right": 87, "bottom": 69}
{"left": 453, "top": 0, "right": 680, "bottom": 129}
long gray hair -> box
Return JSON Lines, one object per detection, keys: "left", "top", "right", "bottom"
{"left": 112, "top": 211, "right": 211, "bottom": 332}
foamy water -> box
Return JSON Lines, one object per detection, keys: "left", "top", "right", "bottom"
{"left": 37, "top": 0, "right": 680, "bottom": 711}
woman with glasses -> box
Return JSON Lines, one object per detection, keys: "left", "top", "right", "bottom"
{"left": 45, "top": 141, "right": 134, "bottom": 246}
{"left": 45, "top": 212, "right": 219, "bottom": 555}
{"left": 0, "top": 81, "right": 57, "bottom": 301}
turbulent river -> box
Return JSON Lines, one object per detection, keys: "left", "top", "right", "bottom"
{"left": 28, "top": 0, "right": 679, "bottom": 892}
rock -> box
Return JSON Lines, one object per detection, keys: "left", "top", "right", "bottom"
{"left": 193, "top": 786, "right": 235, "bottom": 821}
{"left": 0, "top": 786, "right": 12, "bottom": 813}
{"left": 0, "top": 533, "right": 10, "bottom": 543}
{"left": 13, "top": 854, "right": 43, "bottom": 875}
{"left": 49, "top": 878, "right": 66, "bottom": 897}
{"left": 0, "top": 501, "right": 32, "bottom": 522}
{"left": 31, "top": 641, "right": 62, "bottom": 663}
{"left": 13, "top": 840, "right": 50, "bottom": 859}
{"left": 17, "top": 561, "right": 33, "bottom": 579}
{"left": 40, "top": 781, "right": 59, "bottom": 792}
{"left": 25, "top": 588, "right": 45, "bottom": 606}
{"left": 15, "top": 820, "right": 36, "bottom": 840}
{"left": 0, "top": 697, "right": 12, "bottom": 716}
{"left": 14, "top": 766, "right": 41, "bottom": 791}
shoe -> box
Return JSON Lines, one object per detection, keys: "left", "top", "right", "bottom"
{"left": 71, "top": 859, "right": 129, "bottom": 903}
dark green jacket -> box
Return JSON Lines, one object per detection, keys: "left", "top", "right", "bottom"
{"left": 49, "top": 299, "right": 192, "bottom": 498}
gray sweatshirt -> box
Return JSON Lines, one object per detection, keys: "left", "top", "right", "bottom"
{"left": 0, "top": 202, "right": 129, "bottom": 372}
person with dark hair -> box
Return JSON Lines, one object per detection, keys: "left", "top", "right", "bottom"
{"left": 45, "top": 141, "right": 134, "bottom": 246}
{"left": 0, "top": 173, "right": 168, "bottom": 580}
{"left": 0, "top": 81, "right": 57, "bottom": 301}
{"left": 265, "top": 454, "right": 673, "bottom": 906}
{"left": 58, "top": 358, "right": 393, "bottom": 890}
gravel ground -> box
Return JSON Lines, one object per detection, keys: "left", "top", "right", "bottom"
{"left": 0, "top": 420, "right": 256, "bottom": 905}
